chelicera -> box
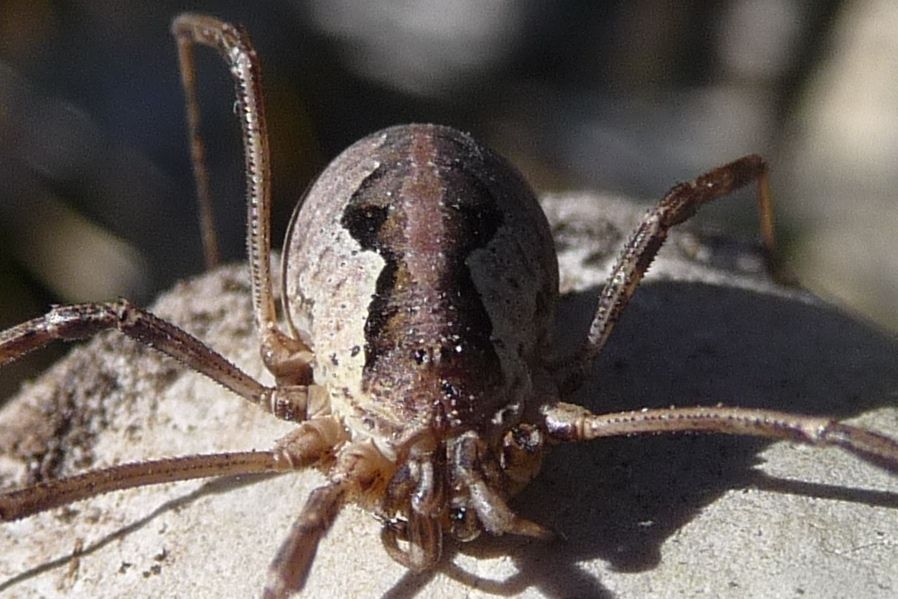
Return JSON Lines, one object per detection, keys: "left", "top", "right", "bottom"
{"left": 2, "top": 13, "right": 898, "bottom": 599}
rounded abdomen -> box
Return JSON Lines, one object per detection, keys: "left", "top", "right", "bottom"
{"left": 281, "top": 124, "right": 558, "bottom": 437}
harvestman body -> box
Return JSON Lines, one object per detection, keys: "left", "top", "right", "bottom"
{"left": 2, "top": 13, "right": 898, "bottom": 598}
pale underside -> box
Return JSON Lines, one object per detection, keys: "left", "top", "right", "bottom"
{"left": 1, "top": 192, "right": 897, "bottom": 598}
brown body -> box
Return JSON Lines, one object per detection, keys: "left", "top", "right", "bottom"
{"left": 282, "top": 125, "right": 558, "bottom": 441}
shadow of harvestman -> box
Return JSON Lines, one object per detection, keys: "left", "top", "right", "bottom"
{"left": 2, "top": 12, "right": 898, "bottom": 599}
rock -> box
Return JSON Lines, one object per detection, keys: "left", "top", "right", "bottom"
{"left": 1, "top": 192, "right": 897, "bottom": 598}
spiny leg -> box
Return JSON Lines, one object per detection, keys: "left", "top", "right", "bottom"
{"left": 0, "top": 300, "right": 309, "bottom": 421}
{"left": 171, "top": 14, "right": 313, "bottom": 381}
{"left": 555, "top": 155, "right": 772, "bottom": 392}
{"left": 542, "top": 402, "right": 898, "bottom": 473}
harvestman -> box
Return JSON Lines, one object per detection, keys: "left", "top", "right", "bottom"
{"left": 2, "top": 13, "right": 898, "bottom": 599}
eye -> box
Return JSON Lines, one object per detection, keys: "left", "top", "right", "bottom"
{"left": 449, "top": 505, "right": 481, "bottom": 542}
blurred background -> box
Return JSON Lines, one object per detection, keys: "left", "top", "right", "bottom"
{"left": 1, "top": 0, "right": 897, "bottom": 401}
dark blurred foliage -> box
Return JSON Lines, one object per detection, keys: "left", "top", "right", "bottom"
{"left": 2, "top": 0, "right": 896, "bottom": 401}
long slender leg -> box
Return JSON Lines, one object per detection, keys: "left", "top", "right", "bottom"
{"left": 555, "top": 155, "right": 772, "bottom": 392}
{"left": 170, "top": 14, "right": 313, "bottom": 382}
{"left": 0, "top": 451, "right": 284, "bottom": 521}
{"left": 754, "top": 162, "right": 776, "bottom": 263}
{"left": 0, "top": 300, "right": 309, "bottom": 421}
{"left": 542, "top": 402, "right": 898, "bottom": 472}
{"left": 0, "top": 415, "right": 345, "bottom": 522}
{"left": 173, "top": 23, "right": 219, "bottom": 268}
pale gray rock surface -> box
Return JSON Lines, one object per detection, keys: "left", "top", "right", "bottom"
{"left": 1, "top": 192, "right": 897, "bottom": 598}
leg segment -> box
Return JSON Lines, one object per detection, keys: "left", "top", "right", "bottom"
{"left": 263, "top": 481, "right": 348, "bottom": 599}
{"left": 1, "top": 414, "right": 344, "bottom": 525}
{"left": 0, "top": 451, "right": 284, "bottom": 521}
{"left": 555, "top": 155, "right": 772, "bottom": 392}
{"left": 0, "top": 300, "right": 310, "bottom": 421}
{"left": 171, "top": 14, "right": 313, "bottom": 382}
{"left": 542, "top": 402, "right": 898, "bottom": 472}
{"left": 173, "top": 19, "right": 219, "bottom": 268}
{"left": 263, "top": 438, "right": 389, "bottom": 597}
